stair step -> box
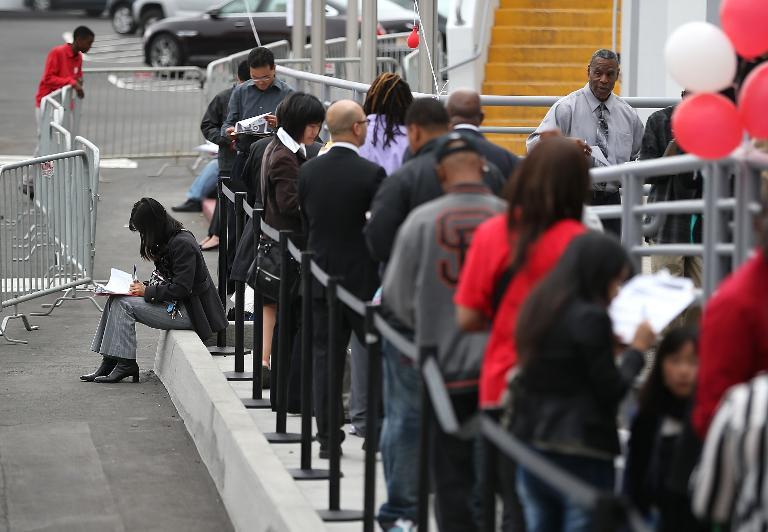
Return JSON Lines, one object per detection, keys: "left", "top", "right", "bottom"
{"left": 482, "top": 134, "right": 528, "bottom": 156}
{"left": 484, "top": 106, "right": 554, "bottom": 120}
{"left": 483, "top": 117, "right": 546, "bottom": 127}
{"left": 491, "top": 26, "right": 615, "bottom": 46}
{"left": 487, "top": 45, "right": 601, "bottom": 63}
{"left": 495, "top": 8, "right": 615, "bottom": 27}
{"left": 482, "top": 81, "right": 585, "bottom": 96}
{"left": 500, "top": 0, "right": 616, "bottom": 9}
{"left": 486, "top": 62, "right": 589, "bottom": 82}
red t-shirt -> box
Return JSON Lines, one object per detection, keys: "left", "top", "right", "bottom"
{"left": 692, "top": 251, "right": 768, "bottom": 437}
{"left": 35, "top": 44, "right": 83, "bottom": 107}
{"left": 454, "top": 215, "right": 586, "bottom": 407}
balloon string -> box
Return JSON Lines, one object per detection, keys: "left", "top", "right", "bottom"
{"left": 412, "top": 0, "right": 447, "bottom": 96}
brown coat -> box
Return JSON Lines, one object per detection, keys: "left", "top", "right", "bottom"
{"left": 261, "top": 138, "right": 308, "bottom": 244}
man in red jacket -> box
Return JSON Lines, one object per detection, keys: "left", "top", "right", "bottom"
{"left": 692, "top": 191, "right": 768, "bottom": 438}
{"left": 34, "top": 26, "right": 94, "bottom": 136}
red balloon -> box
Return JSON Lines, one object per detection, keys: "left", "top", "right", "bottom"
{"left": 407, "top": 25, "right": 420, "bottom": 49}
{"left": 671, "top": 93, "right": 743, "bottom": 159}
{"left": 721, "top": 0, "right": 768, "bottom": 59}
{"left": 739, "top": 62, "right": 768, "bottom": 138}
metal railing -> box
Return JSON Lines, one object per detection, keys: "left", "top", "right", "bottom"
{"left": 80, "top": 66, "right": 206, "bottom": 159}
{"left": 590, "top": 150, "right": 766, "bottom": 298}
{"left": 0, "top": 147, "right": 98, "bottom": 344}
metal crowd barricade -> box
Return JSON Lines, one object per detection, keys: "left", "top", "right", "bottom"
{"left": 79, "top": 66, "right": 206, "bottom": 159}
{"left": 0, "top": 147, "right": 96, "bottom": 344}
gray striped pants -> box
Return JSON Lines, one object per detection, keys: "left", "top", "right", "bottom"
{"left": 91, "top": 296, "right": 193, "bottom": 360}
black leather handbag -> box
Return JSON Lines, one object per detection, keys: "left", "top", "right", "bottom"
{"left": 247, "top": 238, "right": 298, "bottom": 302}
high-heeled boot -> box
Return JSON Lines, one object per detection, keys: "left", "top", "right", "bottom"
{"left": 94, "top": 359, "right": 140, "bottom": 383}
{"left": 80, "top": 356, "right": 118, "bottom": 382}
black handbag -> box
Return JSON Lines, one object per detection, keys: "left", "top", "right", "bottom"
{"left": 247, "top": 238, "right": 298, "bottom": 302}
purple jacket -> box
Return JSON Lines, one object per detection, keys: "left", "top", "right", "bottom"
{"left": 358, "top": 114, "right": 409, "bottom": 176}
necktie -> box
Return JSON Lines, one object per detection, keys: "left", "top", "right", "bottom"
{"left": 596, "top": 103, "right": 609, "bottom": 160}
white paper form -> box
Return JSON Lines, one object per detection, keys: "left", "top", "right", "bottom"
{"left": 235, "top": 113, "right": 271, "bottom": 135}
{"left": 609, "top": 270, "right": 696, "bottom": 344}
{"left": 94, "top": 268, "right": 134, "bottom": 296}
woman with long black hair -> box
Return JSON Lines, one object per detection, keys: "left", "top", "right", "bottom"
{"left": 510, "top": 232, "right": 656, "bottom": 532}
{"left": 82, "top": 197, "right": 227, "bottom": 383}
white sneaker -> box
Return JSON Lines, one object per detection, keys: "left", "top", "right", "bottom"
{"left": 386, "top": 518, "right": 416, "bottom": 532}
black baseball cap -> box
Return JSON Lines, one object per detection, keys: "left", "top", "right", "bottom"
{"left": 434, "top": 131, "right": 481, "bottom": 163}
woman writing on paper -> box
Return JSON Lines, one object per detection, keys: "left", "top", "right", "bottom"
{"left": 82, "top": 198, "right": 227, "bottom": 383}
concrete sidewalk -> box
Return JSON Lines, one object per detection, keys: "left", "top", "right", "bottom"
{"left": 0, "top": 160, "right": 234, "bottom": 532}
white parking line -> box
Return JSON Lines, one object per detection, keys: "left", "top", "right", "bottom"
{"left": 64, "top": 32, "right": 144, "bottom": 64}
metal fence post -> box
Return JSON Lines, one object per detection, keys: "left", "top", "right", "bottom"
{"left": 224, "top": 191, "right": 253, "bottom": 381}
{"left": 362, "top": 303, "right": 382, "bottom": 532}
{"left": 621, "top": 172, "right": 643, "bottom": 274}
{"left": 733, "top": 160, "right": 758, "bottom": 267}
{"left": 210, "top": 177, "right": 234, "bottom": 355}
{"left": 289, "top": 250, "right": 330, "bottom": 480}
{"left": 243, "top": 210, "right": 271, "bottom": 409}
{"left": 318, "top": 277, "right": 363, "bottom": 522}
{"left": 702, "top": 163, "right": 728, "bottom": 299}
{"left": 264, "top": 230, "right": 301, "bottom": 444}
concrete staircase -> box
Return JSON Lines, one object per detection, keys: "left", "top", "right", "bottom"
{"left": 482, "top": 0, "right": 620, "bottom": 155}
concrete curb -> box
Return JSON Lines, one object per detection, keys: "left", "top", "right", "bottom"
{"left": 154, "top": 330, "right": 327, "bottom": 532}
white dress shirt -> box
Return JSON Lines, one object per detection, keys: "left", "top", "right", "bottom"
{"left": 329, "top": 141, "right": 360, "bottom": 155}
{"left": 277, "top": 127, "right": 307, "bottom": 158}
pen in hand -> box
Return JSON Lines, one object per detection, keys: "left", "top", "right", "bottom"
{"left": 133, "top": 264, "right": 138, "bottom": 282}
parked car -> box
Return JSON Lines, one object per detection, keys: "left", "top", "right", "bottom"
{"left": 25, "top": 0, "right": 106, "bottom": 16}
{"left": 108, "top": 0, "right": 138, "bottom": 34}
{"left": 142, "top": 0, "right": 414, "bottom": 67}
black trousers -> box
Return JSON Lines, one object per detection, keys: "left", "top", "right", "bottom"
{"left": 591, "top": 190, "right": 622, "bottom": 237}
{"left": 431, "top": 391, "right": 481, "bottom": 532}
{"left": 270, "top": 295, "right": 302, "bottom": 413}
{"left": 311, "top": 297, "right": 365, "bottom": 448}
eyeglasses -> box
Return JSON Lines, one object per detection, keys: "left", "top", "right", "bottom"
{"left": 355, "top": 118, "right": 371, "bottom": 125}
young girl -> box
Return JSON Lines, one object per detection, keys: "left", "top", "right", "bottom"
{"left": 624, "top": 327, "right": 706, "bottom": 532}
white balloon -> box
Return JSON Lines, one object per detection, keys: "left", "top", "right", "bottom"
{"left": 664, "top": 21, "right": 737, "bottom": 93}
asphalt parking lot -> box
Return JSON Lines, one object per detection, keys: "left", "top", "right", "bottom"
{"left": 0, "top": 12, "right": 235, "bottom": 531}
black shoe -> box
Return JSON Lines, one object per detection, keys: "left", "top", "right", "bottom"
{"left": 80, "top": 356, "right": 118, "bottom": 382}
{"left": 319, "top": 446, "right": 343, "bottom": 460}
{"left": 171, "top": 199, "right": 202, "bottom": 212}
{"left": 94, "top": 360, "right": 140, "bottom": 383}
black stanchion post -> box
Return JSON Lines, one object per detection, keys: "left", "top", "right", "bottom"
{"left": 225, "top": 191, "right": 253, "bottom": 381}
{"left": 318, "top": 277, "right": 363, "bottom": 522}
{"left": 243, "top": 209, "right": 270, "bottom": 409}
{"left": 210, "top": 176, "right": 235, "bottom": 356}
{"left": 362, "top": 303, "right": 382, "bottom": 532}
{"left": 481, "top": 428, "right": 497, "bottom": 532}
{"left": 289, "top": 250, "right": 329, "bottom": 480}
{"left": 264, "top": 230, "right": 301, "bottom": 444}
{"left": 417, "top": 346, "right": 434, "bottom": 532}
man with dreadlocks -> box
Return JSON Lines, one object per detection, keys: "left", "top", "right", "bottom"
{"left": 359, "top": 73, "right": 414, "bottom": 176}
